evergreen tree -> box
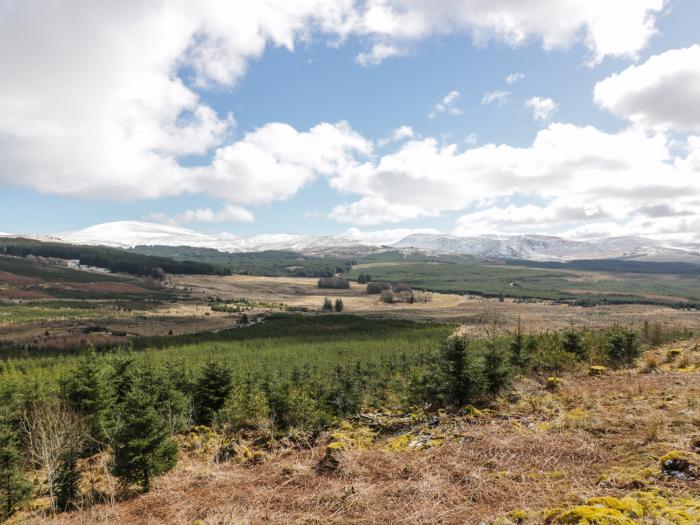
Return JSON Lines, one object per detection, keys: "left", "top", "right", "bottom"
{"left": 110, "top": 387, "right": 177, "bottom": 492}
{"left": 509, "top": 318, "right": 530, "bottom": 370}
{"left": 63, "top": 350, "right": 109, "bottom": 450}
{"left": 605, "top": 329, "right": 641, "bottom": 367}
{"left": 357, "top": 273, "right": 367, "bottom": 284}
{"left": 109, "top": 352, "right": 135, "bottom": 406}
{"left": 54, "top": 451, "right": 80, "bottom": 512}
{"left": 561, "top": 329, "right": 587, "bottom": 360}
{"left": 322, "top": 297, "right": 333, "bottom": 312}
{"left": 483, "top": 340, "right": 512, "bottom": 395}
{"left": 193, "top": 360, "right": 233, "bottom": 426}
{"left": 0, "top": 422, "right": 31, "bottom": 520}
{"left": 422, "top": 337, "right": 485, "bottom": 407}
{"left": 334, "top": 298, "right": 344, "bottom": 312}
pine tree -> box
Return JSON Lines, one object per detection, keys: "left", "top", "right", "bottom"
{"left": 54, "top": 451, "right": 80, "bottom": 512}
{"left": 357, "top": 273, "right": 367, "bottom": 284}
{"left": 193, "top": 360, "right": 233, "bottom": 426}
{"left": 483, "top": 340, "right": 512, "bottom": 395}
{"left": 509, "top": 318, "right": 530, "bottom": 370}
{"left": 334, "top": 298, "right": 344, "bottom": 312}
{"left": 322, "top": 297, "right": 333, "bottom": 312}
{"left": 110, "top": 387, "right": 177, "bottom": 492}
{"left": 422, "top": 337, "right": 485, "bottom": 407}
{"left": 0, "top": 423, "right": 31, "bottom": 520}
{"left": 63, "top": 350, "right": 109, "bottom": 451}
{"left": 561, "top": 328, "right": 586, "bottom": 360}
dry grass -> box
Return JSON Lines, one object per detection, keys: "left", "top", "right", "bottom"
{"left": 22, "top": 340, "right": 700, "bottom": 525}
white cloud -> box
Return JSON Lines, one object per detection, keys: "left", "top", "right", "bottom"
{"left": 594, "top": 45, "right": 700, "bottom": 132}
{"left": 0, "top": 0, "right": 667, "bottom": 206}
{"left": 330, "top": 196, "right": 438, "bottom": 225}
{"left": 379, "top": 125, "right": 416, "bottom": 146}
{"left": 505, "top": 72, "right": 525, "bottom": 84}
{"left": 350, "top": 0, "right": 664, "bottom": 65}
{"left": 429, "top": 90, "right": 462, "bottom": 118}
{"left": 356, "top": 43, "right": 404, "bottom": 66}
{"left": 344, "top": 226, "right": 440, "bottom": 245}
{"left": 481, "top": 90, "right": 510, "bottom": 106}
{"left": 328, "top": 124, "right": 700, "bottom": 240}
{"left": 178, "top": 205, "right": 255, "bottom": 224}
{"left": 525, "top": 97, "right": 558, "bottom": 121}
{"left": 200, "top": 121, "right": 371, "bottom": 204}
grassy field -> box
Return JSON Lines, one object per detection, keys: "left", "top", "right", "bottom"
{"left": 0, "top": 315, "right": 451, "bottom": 396}
{"left": 346, "top": 259, "right": 700, "bottom": 305}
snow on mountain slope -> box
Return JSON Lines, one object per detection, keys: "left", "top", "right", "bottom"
{"left": 55, "top": 221, "right": 374, "bottom": 255}
{"left": 60, "top": 221, "right": 223, "bottom": 250}
{"left": 392, "top": 233, "right": 700, "bottom": 261}
{"left": 18, "top": 221, "right": 700, "bottom": 261}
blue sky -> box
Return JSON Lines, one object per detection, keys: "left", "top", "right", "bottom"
{"left": 1, "top": 1, "right": 700, "bottom": 242}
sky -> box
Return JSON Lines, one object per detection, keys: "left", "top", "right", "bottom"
{"left": 1, "top": 0, "right": 700, "bottom": 244}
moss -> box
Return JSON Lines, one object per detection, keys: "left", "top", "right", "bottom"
{"left": 329, "top": 422, "right": 376, "bottom": 449}
{"left": 589, "top": 365, "right": 608, "bottom": 376}
{"left": 546, "top": 490, "right": 700, "bottom": 524}
{"left": 666, "top": 348, "right": 682, "bottom": 362}
{"left": 598, "top": 465, "right": 656, "bottom": 489}
{"left": 386, "top": 434, "right": 412, "bottom": 451}
{"left": 546, "top": 376, "right": 564, "bottom": 391}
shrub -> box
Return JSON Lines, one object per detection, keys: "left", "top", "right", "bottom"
{"left": 561, "top": 329, "right": 587, "bottom": 360}
{"left": 366, "top": 282, "right": 389, "bottom": 294}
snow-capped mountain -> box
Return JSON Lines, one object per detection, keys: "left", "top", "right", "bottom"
{"left": 55, "top": 221, "right": 374, "bottom": 256}
{"left": 6, "top": 221, "right": 698, "bottom": 261}
{"left": 393, "top": 233, "right": 700, "bottom": 261}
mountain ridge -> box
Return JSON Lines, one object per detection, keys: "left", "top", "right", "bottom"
{"left": 6, "top": 221, "right": 700, "bottom": 262}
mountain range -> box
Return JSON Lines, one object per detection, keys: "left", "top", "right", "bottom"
{"left": 4, "top": 221, "right": 700, "bottom": 262}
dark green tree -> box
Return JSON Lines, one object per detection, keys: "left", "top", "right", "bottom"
{"left": 561, "top": 329, "right": 587, "bottom": 360}
{"left": 357, "top": 273, "right": 367, "bottom": 284}
{"left": 605, "top": 329, "right": 641, "bottom": 367}
{"left": 483, "top": 340, "right": 513, "bottom": 396}
{"left": 334, "top": 298, "right": 344, "bottom": 312}
{"left": 193, "top": 360, "right": 233, "bottom": 426}
{"left": 0, "top": 422, "right": 31, "bottom": 520}
{"left": 63, "top": 350, "right": 109, "bottom": 450}
{"left": 422, "top": 337, "right": 485, "bottom": 408}
{"left": 54, "top": 451, "right": 80, "bottom": 512}
{"left": 322, "top": 297, "right": 333, "bottom": 312}
{"left": 110, "top": 387, "right": 178, "bottom": 492}
{"left": 509, "top": 318, "right": 530, "bottom": 370}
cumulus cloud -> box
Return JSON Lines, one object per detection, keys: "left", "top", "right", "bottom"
{"left": 200, "top": 121, "right": 371, "bottom": 204}
{"left": 429, "top": 90, "right": 462, "bottom": 118}
{"left": 0, "top": 0, "right": 667, "bottom": 206}
{"left": 178, "top": 205, "right": 255, "bottom": 224}
{"left": 594, "top": 45, "right": 700, "bottom": 132}
{"left": 525, "top": 97, "right": 558, "bottom": 121}
{"left": 481, "top": 90, "right": 510, "bottom": 106}
{"left": 350, "top": 0, "right": 664, "bottom": 65}
{"left": 505, "top": 72, "right": 525, "bottom": 84}
{"left": 328, "top": 124, "right": 700, "bottom": 239}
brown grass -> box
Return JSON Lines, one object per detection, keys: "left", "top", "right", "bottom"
{"left": 23, "top": 340, "right": 700, "bottom": 525}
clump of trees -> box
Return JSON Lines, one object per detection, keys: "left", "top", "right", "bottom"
{"left": 317, "top": 277, "right": 350, "bottom": 289}
{"left": 366, "top": 281, "right": 390, "bottom": 294}
{"left": 357, "top": 273, "right": 372, "bottom": 284}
